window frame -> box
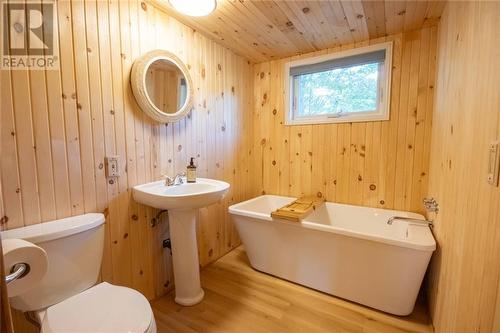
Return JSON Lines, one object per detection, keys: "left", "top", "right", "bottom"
{"left": 284, "top": 41, "right": 393, "bottom": 125}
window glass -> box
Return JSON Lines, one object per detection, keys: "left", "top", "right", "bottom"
{"left": 295, "top": 62, "right": 380, "bottom": 117}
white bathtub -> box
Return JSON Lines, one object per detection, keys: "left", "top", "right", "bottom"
{"left": 228, "top": 195, "right": 436, "bottom": 316}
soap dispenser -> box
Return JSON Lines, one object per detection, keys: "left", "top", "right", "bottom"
{"left": 187, "top": 157, "right": 197, "bottom": 183}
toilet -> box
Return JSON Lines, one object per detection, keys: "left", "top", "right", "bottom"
{"left": 1, "top": 213, "right": 156, "bottom": 333}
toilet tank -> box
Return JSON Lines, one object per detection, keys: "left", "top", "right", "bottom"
{"left": 1, "top": 213, "right": 105, "bottom": 311}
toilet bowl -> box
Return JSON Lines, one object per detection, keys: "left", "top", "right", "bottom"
{"left": 1, "top": 213, "right": 156, "bottom": 333}
{"left": 36, "top": 283, "right": 156, "bottom": 333}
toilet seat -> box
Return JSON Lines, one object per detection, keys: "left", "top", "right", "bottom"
{"left": 37, "top": 282, "right": 156, "bottom": 333}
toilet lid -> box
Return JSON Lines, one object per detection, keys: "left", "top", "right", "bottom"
{"left": 40, "top": 282, "right": 153, "bottom": 333}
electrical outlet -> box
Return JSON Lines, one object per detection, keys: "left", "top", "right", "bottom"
{"left": 105, "top": 156, "right": 120, "bottom": 178}
{"left": 487, "top": 141, "right": 500, "bottom": 186}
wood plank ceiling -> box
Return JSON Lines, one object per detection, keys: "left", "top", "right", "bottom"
{"left": 152, "top": 0, "right": 446, "bottom": 63}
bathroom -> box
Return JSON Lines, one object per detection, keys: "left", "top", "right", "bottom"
{"left": 0, "top": 0, "right": 499, "bottom": 332}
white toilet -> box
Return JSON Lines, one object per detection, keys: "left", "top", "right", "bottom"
{"left": 1, "top": 213, "right": 156, "bottom": 333}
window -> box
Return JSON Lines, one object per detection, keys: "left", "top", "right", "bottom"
{"left": 285, "top": 42, "right": 392, "bottom": 125}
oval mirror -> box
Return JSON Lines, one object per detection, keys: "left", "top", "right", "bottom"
{"left": 131, "top": 50, "right": 193, "bottom": 123}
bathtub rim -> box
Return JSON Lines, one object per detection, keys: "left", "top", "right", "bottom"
{"left": 229, "top": 195, "right": 436, "bottom": 252}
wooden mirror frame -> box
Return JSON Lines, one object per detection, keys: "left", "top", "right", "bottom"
{"left": 131, "top": 49, "right": 194, "bottom": 123}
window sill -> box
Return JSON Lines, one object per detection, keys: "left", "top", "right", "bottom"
{"left": 285, "top": 113, "right": 390, "bottom": 125}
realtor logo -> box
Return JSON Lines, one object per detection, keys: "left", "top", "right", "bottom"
{"left": 1, "top": 0, "right": 59, "bottom": 69}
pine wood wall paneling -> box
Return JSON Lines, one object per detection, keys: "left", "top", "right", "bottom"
{"left": 58, "top": 0, "right": 85, "bottom": 217}
{"left": 0, "top": 1, "right": 254, "bottom": 316}
{"left": 29, "top": 1, "right": 56, "bottom": 223}
{"left": 1, "top": 61, "right": 24, "bottom": 228}
{"left": 252, "top": 27, "right": 437, "bottom": 214}
{"left": 95, "top": 0, "right": 116, "bottom": 284}
{"left": 426, "top": 2, "right": 500, "bottom": 332}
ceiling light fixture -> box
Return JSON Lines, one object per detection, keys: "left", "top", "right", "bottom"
{"left": 169, "top": 0, "right": 217, "bottom": 17}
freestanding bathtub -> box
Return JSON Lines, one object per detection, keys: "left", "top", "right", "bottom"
{"left": 228, "top": 195, "right": 436, "bottom": 316}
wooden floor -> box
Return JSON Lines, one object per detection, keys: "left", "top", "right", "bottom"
{"left": 151, "top": 246, "right": 433, "bottom": 333}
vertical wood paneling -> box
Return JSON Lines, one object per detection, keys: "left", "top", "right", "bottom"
{"left": 426, "top": 2, "right": 500, "bottom": 332}
{"left": 0, "top": 0, "right": 253, "bottom": 307}
{"left": 252, "top": 27, "right": 437, "bottom": 213}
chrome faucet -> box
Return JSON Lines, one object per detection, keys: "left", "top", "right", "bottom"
{"left": 423, "top": 197, "right": 439, "bottom": 213}
{"left": 387, "top": 197, "right": 438, "bottom": 228}
{"left": 387, "top": 216, "right": 434, "bottom": 228}
{"left": 164, "top": 172, "right": 186, "bottom": 186}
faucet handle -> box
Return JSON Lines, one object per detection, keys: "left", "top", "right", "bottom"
{"left": 162, "top": 175, "right": 174, "bottom": 186}
{"left": 423, "top": 197, "right": 439, "bottom": 213}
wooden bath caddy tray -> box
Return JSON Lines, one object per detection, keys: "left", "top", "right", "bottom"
{"left": 271, "top": 196, "right": 326, "bottom": 222}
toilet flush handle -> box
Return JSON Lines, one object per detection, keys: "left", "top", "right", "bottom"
{"left": 5, "top": 262, "right": 29, "bottom": 284}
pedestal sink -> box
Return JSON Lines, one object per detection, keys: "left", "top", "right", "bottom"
{"left": 133, "top": 178, "right": 230, "bottom": 306}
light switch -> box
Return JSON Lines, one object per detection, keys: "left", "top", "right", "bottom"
{"left": 487, "top": 141, "right": 499, "bottom": 186}
{"left": 105, "top": 156, "right": 120, "bottom": 178}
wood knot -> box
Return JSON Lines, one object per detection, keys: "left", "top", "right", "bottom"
{"left": 316, "top": 192, "right": 322, "bottom": 198}
{"left": 302, "top": 7, "right": 310, "bottom": 14}
{"left": 123, "top": 233, "right": 128, "bottom": 239}
{"left": 272, "top": 108, "right": 277, "bottom": 115}
{"left": 357, "top": 14, "right": 364, "bottom": 19}
{"left": 0, "top": 216, "right": 9, "bottom": 225}
{"left": 286, "top": 21, "right": 294, "bottom": 27}
{"left": 260, "top": 138, "right": 266, "bottom": 145}
{"left": 131, "top": 214, "right": 138, "bottom": 221}
{"left": 140, "top": 1, "right": 147, "bottom": 11}
{"left": 380, "top": 200, "right": 385, "bottom": 205}
{"left": 272, "top": 160, "right": 276, "bottom": 166}
{"left": 260, "top": 72, "right": 265, "bottom": 79}
{"left": 369, "top": 184, "right": 376, "bottom": 191}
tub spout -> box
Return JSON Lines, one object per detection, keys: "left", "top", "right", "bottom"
{"left": 387, "top": 216, "right": 433, "bottom": 228}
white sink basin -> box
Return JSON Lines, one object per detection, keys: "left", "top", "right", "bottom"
{"left": 132, "top": 178, "right": 230, "bottom": 306}
{"left": 133, "top": 178, "right": 229, "bottom": 210}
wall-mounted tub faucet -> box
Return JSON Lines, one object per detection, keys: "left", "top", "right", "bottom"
{"left": 387, "top": 216, "right": 434, "bottom": 228}
{"left": 387, "top": 198, "right": 439, "bottom": 227}
{"left": 423, "top": 197, "right": 439, "bottom": 213}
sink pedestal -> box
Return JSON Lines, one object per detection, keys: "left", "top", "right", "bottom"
{"left": 168, "top": 209, "right": 204, "bottom": 306}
